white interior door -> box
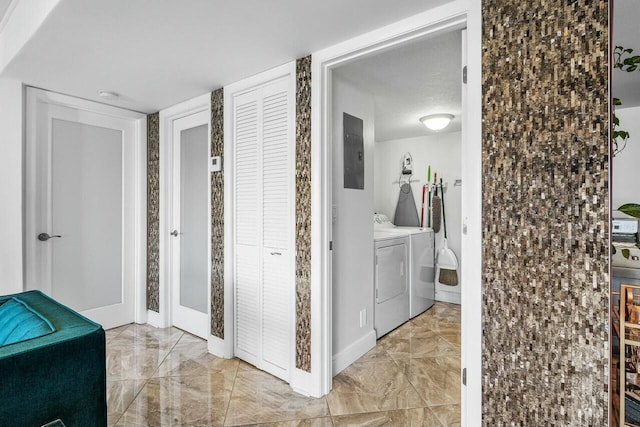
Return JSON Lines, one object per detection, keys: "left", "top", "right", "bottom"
{"left": 232, "top": 74, "right": 294, "bottom": 382}
{"left": 170, "top": 111, "right": 210, "bottom": 339}
{"left": 26, "top": 88, "right": 143, "bottom": 329}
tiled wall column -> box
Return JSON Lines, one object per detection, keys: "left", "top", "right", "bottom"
{"left": 211, "top": 89, "right": 225, "bottom": 338}
{"left": 481, "top": 1, "right": 609, "bottom": 424}
{"left": 295, "top": 55, "right": 312, "bottom": 372}
{"left": 146, "top": 112, "right": 160, "bottom": 312}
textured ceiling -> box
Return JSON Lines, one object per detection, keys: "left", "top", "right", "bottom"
{"left": 613, "top": 0, "right": 640, "bottom": 109}
{"left": 1, "top": 0, "right": 451, "bottom": 113}
{"left": 334, "top": 30, "right": 462, "bottom": 142}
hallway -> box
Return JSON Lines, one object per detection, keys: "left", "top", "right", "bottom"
{"left": 106, "top": 302, "right": 461, "bottom": 426}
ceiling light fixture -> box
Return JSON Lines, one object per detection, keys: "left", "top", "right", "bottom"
{"left": 419, "top": 113, "right": 454, "bottom": 131}
{"left": 98, "top": 90, "right": 119, "bottom": 100}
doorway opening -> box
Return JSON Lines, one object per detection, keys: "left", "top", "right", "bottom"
{"left": 331, "top": 23, "right": 464, "bottom": 414}
{"left": 159, "top": 94, "right": 212, "bottom": 339}
{"left": 312, "top": 8, "right": 482, "bottom": 423}
{"left": 25, "top": 88, "right": 147, "bottom": 329}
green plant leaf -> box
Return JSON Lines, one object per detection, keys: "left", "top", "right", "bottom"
{"left": 623, "top": 249, "right": 631, "bottom": 259}
{"left": 619, "top": 203, "right": 640, "bottom": 218}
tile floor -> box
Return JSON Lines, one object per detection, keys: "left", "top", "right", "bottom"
{"left": 106, "top": 302, "right": 461, "bottom": 427}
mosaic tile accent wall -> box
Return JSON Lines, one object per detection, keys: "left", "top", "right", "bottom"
{"left": 295, "top": 55, "right": 312, "bottom": 372}
{"left": 211, "top": 89, "right": 225, "bottom": 339}
{"left": 146, "top": 112, "right": 160, "bottom": 312}
{"left": 482, "top": 1, "right": 609, "bottom": 425}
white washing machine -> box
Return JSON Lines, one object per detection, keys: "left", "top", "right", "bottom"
{"left": 374, "top": 231, "right": 409, "bottom": 338}
{"left": 374, "top": 214, "right": 435, "bottom": 319}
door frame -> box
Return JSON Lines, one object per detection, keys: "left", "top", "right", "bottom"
{"left": 168, "top": 109, "right": 211, "bottom": 339}
{"left": 222, "top": 61, "right": 297, "bottom": 383}
{"left": 24, "top": 87, "right": 148, "bottom": 325}
{"left": 310, "top": 1, "right": 483, "bottom": 423}
{"left": 158, "top": 94, "right": 212, "bottom": 333}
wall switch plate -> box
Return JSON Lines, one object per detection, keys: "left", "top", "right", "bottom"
{"left": 359, "top": 309, "right": 366, "bottom": 328}
{"left": 210, "top": 156, "right": 223, "bottom": 172}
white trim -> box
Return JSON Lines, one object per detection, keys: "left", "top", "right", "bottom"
{"left": 224, "top": 60, "right": 298, "bottom": 384}
{"left": 290, "top": 368, "right": 314, "bottom": 397}
{"left": 24, "top": 87, "right": 146, "bottom": 329}
{"left": 332, "top": 330, "right": 376, "bottom": 376}
{"left": 134, "top": 116, "right": 148, "bottom": 325}
{"left": 0, "top": 0, "right": 61, "bottom": 73}
{"left": 208, "top": 334, "right": 226, "bottom": 357}
{"left": 146, "top": 309, "right": 161, "bottom": 327}
{"left": 159, "top": 93, "right": 211, "bottom": 332}
{"left": 310, "top": 2, "right": 483, "bottom": 422}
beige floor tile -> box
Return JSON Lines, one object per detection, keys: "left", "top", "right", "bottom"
{"left": 327, "top": 360, "right": 426, "bottom": 416}
{"left": 394, "top": 357, "right": 460, "bottom": 406}
{"left": 155, "top": 338, "right": 239, "bottom": 378}
{"left": 225, "top": 370, "right": 330, "bottom": 426}
{"left": 238, "top": 359, "right": 260, "bottom": 372}
{"left": 107, "top": 343, "right": 170, "bottom": 380}
{"left": 105, "top": 324, "right": 131, "bottom": 342}
{"left": 356, "top": 344, "right": 393, "bottom": 364}
{"left": 116, "top": 371, "right": 235, "bottom": 427}
{"left": 244, "top": 417, "right": 334, "bottom": 427}
{"left": 379, "top": 325, "right": 457, "bottom": 359}
{"left": 410, "top": 315, "right": 460, "bottom": 335}
{"left": 107, "top": 379, "right": 145, "bottom": 426}
{"left": 430, "top": 405, "right": 461, "bottom": 427}
{"left": 331, "top": 408, "right": 442, "bottom": 427}
{"left": 109, "top": 324, "right": 183, "bottom": 351}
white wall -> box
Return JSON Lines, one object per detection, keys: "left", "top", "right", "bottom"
{"left": 614, "top": 106, "right": 640, "bottom": 218}
{"left": 374, "top": 132, "right": 462, "bottom": 304}
{"left": 0, "top": 78, "right": 24, "bottom": 295}
{"left": 331, "top": 73, "right": 376, "bottom": 369}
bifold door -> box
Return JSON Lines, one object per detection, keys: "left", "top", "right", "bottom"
{"left": 233, "top": 75, "right": 294, "bottom": 382}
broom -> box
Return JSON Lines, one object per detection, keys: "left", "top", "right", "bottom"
{"left": 437, "top": 177, "right": 459, "bottom": 286}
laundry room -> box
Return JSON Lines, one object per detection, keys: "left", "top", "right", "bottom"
{"left": 331, "top": 28, "right": 465, "bottom": 374}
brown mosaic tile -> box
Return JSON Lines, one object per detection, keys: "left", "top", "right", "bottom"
{"left": 295, "top": 55, "right": 312, "bottom": 372}
{"left": 146, "top": 112, "right": 160, "bottom": 313}
{"left": 481, "top": 0, "right": 609, "bottom": 425}
{"left": 211, "top": 88, "right": 225, "bottom": 339}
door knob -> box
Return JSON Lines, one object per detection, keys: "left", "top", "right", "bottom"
{"left": 170, "top": 230, "right": 179, "bottom": 237}
{"left": 38, "top": 233, "right": 61, "bottom": 241}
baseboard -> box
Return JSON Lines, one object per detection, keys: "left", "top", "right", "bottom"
{"left": 435, "top": 287, "right": 461, "bottom": 304}
{"left": 290, "top": 367, "right": 314, "bottom": 397}
{"left": 207, "top": 335, "right": 226, "bottom": 358}
{"left": 332, "top": 330, "right": 376, "bottom": 376}
{"left": 146, "top": 309, "right": 161, "bottom": 327}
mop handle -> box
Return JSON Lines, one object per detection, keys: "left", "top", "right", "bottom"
{"left": 440, "top": 178, "right": 447, "bottom": 239}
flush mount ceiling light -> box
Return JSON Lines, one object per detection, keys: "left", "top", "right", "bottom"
{"left": 419, "top": 113, "right": 454, "bottom": 131}
{"left": 97, "top": 90, "right": 119, "bottom": 100}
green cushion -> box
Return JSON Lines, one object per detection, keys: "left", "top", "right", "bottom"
{"left": 0, "top": 297, "right": 56, "bottom": 347}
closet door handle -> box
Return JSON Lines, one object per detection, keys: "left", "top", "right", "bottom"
{"left": 270, "top": 252, "right": 282, "bottom": 256}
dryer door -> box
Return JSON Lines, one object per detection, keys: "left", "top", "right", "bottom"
{"left": 376, "top": 242, "right": 408, "bottom": 303}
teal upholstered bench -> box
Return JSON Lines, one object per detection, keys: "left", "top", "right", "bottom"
{"left": 0, "top": 290, "right": 106, "bottom": 427}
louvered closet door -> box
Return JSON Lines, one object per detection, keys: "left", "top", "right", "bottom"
{"left": 233, "top": 76, "right": 293, "bottom": 381}
{"left": 234, "top": 90, "right": 261, "bottom": 365}
{"left": 261, "top": 80, "right": 291, "bottom": 377}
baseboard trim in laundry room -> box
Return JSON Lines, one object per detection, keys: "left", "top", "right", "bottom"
{"left": 332, "top": 330, "right": 376, "bottom": 376}
{"left": 435, "top": 289, "right": 461, "bottom": 305}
